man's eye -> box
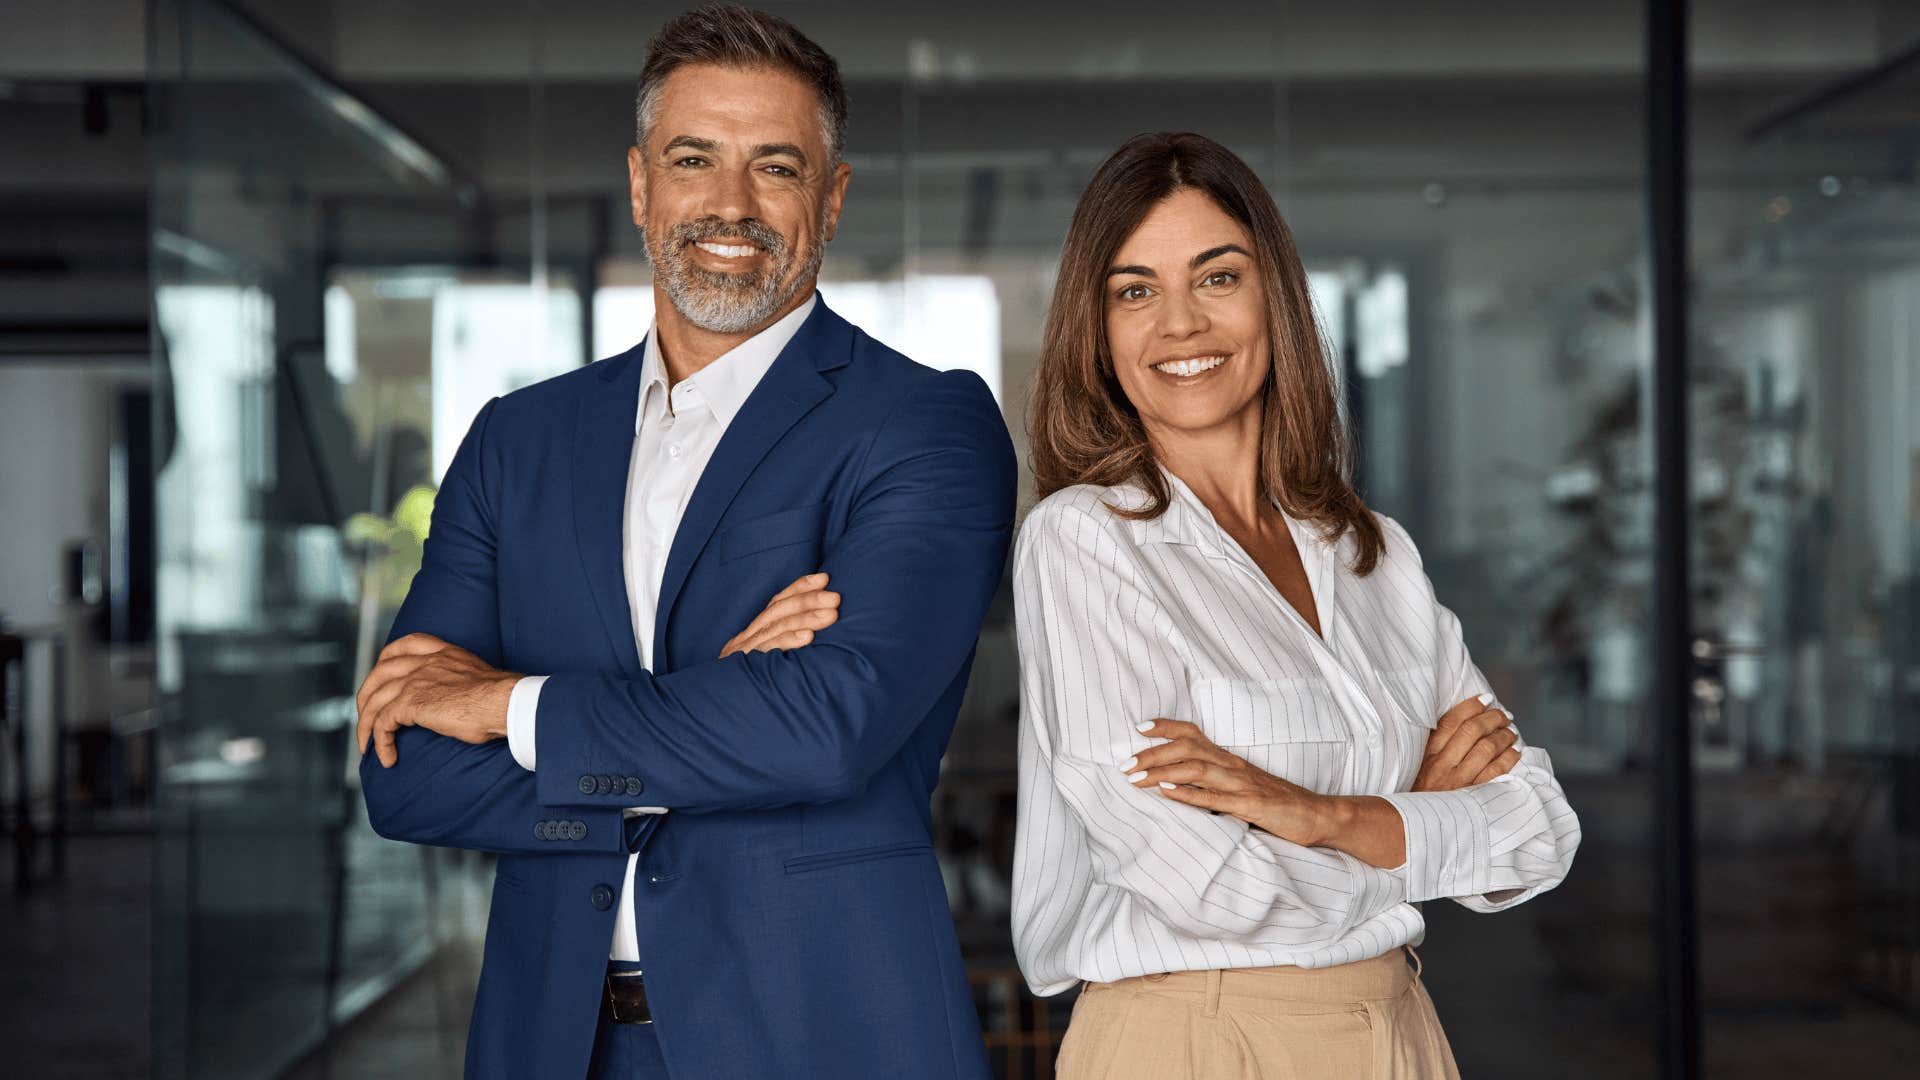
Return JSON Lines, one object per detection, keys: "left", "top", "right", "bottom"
{"left": 763, "top": 164, "right": 797, "bottom": 177}
{"left": 674, "top": 156, "right": 709, "bottom": 168}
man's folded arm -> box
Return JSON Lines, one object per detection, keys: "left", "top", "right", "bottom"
{"left": 356, "top": 398, "right": 625, "bottom": 854}
{"left": 532, "top": 370, "right": 1017, "bottom": 814}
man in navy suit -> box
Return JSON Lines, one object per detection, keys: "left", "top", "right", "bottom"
{"left": 352, "top": 6, "right": 1012, "bottom": 1077}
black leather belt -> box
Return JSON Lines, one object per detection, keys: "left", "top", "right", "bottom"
{"left": 602, "top": 968, "right": 653, "bottom": 1025}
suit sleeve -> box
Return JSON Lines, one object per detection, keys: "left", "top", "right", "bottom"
{"left": 530, "top": 370, "right": 1017, "bottom": 813}
{"left": 357, "top": 397, "right": 626, "bottom": 855}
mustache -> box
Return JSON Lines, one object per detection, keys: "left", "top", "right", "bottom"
{"left": 668, "top": 216, "right": 787, "bottom": 259}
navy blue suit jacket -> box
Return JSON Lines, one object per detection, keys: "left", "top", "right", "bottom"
{"left": 360, "top": 299, "right": 1013, "bottom": 1079}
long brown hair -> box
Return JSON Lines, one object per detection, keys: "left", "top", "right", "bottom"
{"left": 1029, "top": 131, "right": 1384, "bottom": 575}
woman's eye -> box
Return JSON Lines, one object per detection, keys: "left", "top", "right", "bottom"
{"left": 1117, "top": 282, "right": 1152, "bottom": 302}
{"left": 1202, "top": 270, "right": 1239, "bottom": 288}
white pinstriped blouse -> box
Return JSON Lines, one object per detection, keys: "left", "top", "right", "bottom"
{"left": 1010, "top": 472, "right": 1581, "bottom": 995}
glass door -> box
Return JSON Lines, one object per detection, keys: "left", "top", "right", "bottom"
{"left": 1688, "top": 42, "right": 1920, "bottom": 1078}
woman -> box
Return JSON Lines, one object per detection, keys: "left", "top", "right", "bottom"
{"left": 1011, "top": 132, "right": 1581, "bottom": 1079}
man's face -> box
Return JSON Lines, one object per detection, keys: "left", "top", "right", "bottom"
{"left": 627, "top": 64, "right": 851, "bottom": 334}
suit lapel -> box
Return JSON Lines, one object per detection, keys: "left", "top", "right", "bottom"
{"left": 571, "top": 343, "right": 646, "bottom": 678}
{"left": 652, "top": 302, "right": 851, "bottom": 671}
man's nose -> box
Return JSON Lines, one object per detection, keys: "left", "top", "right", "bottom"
{"left": 702, "top": 164, "right": 759, "bottom": 225}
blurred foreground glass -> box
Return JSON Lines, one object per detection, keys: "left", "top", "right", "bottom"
{"left": 149, "top": 2, "right": 570, "bottom": 1075}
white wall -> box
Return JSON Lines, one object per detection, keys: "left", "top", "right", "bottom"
{"left": 0, "top": 364, "right": 128, "bottom": 627}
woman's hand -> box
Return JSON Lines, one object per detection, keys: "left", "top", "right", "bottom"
{"left": 1123, "top": 718, "right": 1333, "bottom": 847}
{"left": 1412, "top": 693, "right": 1521, "bottom": 792}
{"left": 719, "top": 573, "right": 839, "bottom": 658}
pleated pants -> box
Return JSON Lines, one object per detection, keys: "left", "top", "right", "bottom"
{"left": 1055, "top": 948, "right": 1460, "bottom": 1080}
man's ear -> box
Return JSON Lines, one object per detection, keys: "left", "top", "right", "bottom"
{"left": 821, "top": 161, "right": 852, "bottom": 242}
{"left": 626, "top": 144, "right": 648, "bottom": 230}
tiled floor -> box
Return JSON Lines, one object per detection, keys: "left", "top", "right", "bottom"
{"left": 281, "top": 939, "right": 480, "bottom": 1080}
{"left": 0, "top": 833, "right": 153, "bottom": 1079}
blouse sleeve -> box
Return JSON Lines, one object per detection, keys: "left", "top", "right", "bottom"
{"left": 1371, "top": 518, "right": 1583, "bottom": 911}
{"left": 1013, "top": 500, "right": 1409, "bottom": 947}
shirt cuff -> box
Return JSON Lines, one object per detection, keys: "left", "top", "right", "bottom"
{"left": 1377, "top": 788, "right": 1493, "bottom": 903}
{"left": 506, "top": 675, "right": 547, "bottom": 772}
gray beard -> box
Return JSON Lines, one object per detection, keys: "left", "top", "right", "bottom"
{"left": 647, "top": 214, "right": 825, "bottom": 334}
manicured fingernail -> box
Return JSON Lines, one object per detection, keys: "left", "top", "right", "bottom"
{"left": 1477, "top": 692, "right": 1495, "bottom": 706}
{"left": 1126, "top": 771, "right": 1147, "bottom": 784}
{"left": 1501, "top": 708, "right": 1514, "bottom": 720}
{"left": 1159, "top": 782, "right": 1177, "bottom": 790}
{"left": 1120, "top": 756, "right": 1138, "bottom": 771}
{"left": 1136, "top": 721, "right": 1156, "bottom": 732}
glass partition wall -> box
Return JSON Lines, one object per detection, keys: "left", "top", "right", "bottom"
{"left": 889, "top": 13, "right": 1665, "bottom": 1075}
{"left": 1687, "top": 47, "right": 1920, "bottom": 1076}
{"left": 149, "top": 2, "right": 1919, "bottom": 1077}
{"left": 150, "top": 1, "right": 542, "bottom": 1076}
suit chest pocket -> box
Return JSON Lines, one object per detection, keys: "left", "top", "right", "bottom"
{"left": 717, "top": 501, "right": 830, "bottom": 564}
{"left": 1189, "top": 677, "right": 1353, "bottom": 796}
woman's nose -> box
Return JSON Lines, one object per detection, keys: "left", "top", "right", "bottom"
{"left": 1157, "top": 290, "right": 1208, "bottom": 338}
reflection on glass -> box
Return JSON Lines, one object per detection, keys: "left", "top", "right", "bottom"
{"left": 1691, "top": 146, "right": 1920, "bottom": 1072}
{"left": 152, "top": 6, "right": 571, "bottom": 1076}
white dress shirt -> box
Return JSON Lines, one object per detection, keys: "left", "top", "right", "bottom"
{"left": 505, "top": 292, "right": 817, "bottom": 962}
{"left": 1010, "top": 471, "right": 1581, "bottom": 995}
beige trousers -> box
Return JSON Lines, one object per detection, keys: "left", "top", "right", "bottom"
{"left": 1054, "top": 948, "right": 1460, "bottom": 1080}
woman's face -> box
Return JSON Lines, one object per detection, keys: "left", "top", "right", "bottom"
{"left": 1103, "top": 188, "right": 1270, "bottom": 441}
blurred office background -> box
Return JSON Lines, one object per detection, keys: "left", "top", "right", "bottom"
{"left": 2, "top": 0, "right": 1918, "bottom": 1076}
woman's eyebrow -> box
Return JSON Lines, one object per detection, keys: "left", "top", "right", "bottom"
{"left": 1107, "top": 264, "right": 1155, "bottom": 278}
{"left": 1190, "top": 243, "right": 1251, "bottom": 267}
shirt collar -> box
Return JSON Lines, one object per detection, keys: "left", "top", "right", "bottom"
{"left": 1132, "top": 466, "right": 1343, "bottom": 641}
{"left": 635, "top": 291, "right": 818, "bottom": 433}
{"left": 1129, "top": 466, "right": 1336, "bottom": 560}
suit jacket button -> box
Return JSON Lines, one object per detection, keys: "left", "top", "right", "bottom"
{"left": 589, "top": 884, "right": 614, "bottom": 911}
{"left": 624, "top": 777, "right": 644, "bottom": 797}
{"left": 595, "top": 775, "right": 615, "bottom": 795}
{"left": 578, "top": 776, "right": 595, "bottom": 795}
{"left": 534, "top": 821, "right": 550, "bottom": 841}
{"left": 569, "top": 821, "right": 587, "bottom": 841}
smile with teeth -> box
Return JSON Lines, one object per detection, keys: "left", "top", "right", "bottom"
{"left": 695, "top": 240, "right": 761, "bottom": 258}
{"left": 1152, "top": 354, "right": 1229, "bottom": 377}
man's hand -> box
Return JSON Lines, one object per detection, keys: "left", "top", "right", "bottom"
{"left": 1412, "top": 693, "right": 1521, "bottom": 792}
{"left": 355, "top": 633, "right": 519, "bottom": 768}
{"left": 719, "top": 573, "right": 840, "bottom": 658}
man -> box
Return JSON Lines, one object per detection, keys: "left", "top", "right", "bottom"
{"left": 353, "top": 6, "right": 1012, "bottom": 1077}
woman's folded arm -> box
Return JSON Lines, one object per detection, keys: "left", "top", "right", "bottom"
{"left": 1015, "top": 500, "right": 1411, "bottom": 947}
{"left": 1373, "top": 516, "right": 1583, "bottom": 910}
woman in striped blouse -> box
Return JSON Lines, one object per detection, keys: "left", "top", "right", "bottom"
{"left": 1012, "top": 132, "right": 1581, "bottom": 1079}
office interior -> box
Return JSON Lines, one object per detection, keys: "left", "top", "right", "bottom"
{"left": 2, "top": 0, "right": 1919, "bottom": 1076}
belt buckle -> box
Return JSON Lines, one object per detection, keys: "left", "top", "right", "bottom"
{"left": 605, "top": 971, "right": 654, "bottom": 1026}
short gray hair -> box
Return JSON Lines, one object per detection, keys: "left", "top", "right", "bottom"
{"left": 633, "top": 4, "right": 849, "bottom": 166}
